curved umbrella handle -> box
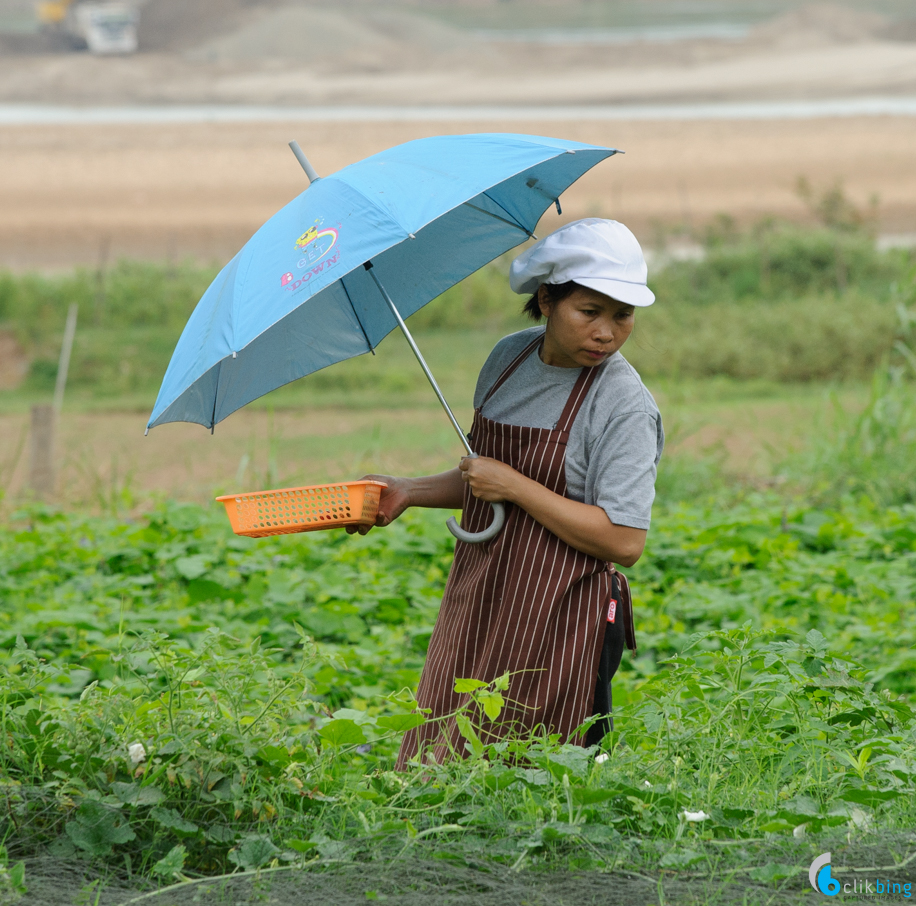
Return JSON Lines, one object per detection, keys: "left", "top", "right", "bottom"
{"left": 446, "top": 453, "right": 506, "bottom": 544}
{"left": 447, "top": 502, "right": 505, "bottom": 544}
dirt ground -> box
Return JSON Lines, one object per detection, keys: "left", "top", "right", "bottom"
{"left": 2, "top": 1, "right": 915, "bottom": 108}
{"left": 2, "top": 114, "right": 915, "bottom": 270}
{"left": 2, "top": 2, "right": 916, "bottom": 267}
{"left": 0, "top": 382, "right": 844, "bottom": 508}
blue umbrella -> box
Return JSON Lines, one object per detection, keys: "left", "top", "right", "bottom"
{"left": 147, "top": 133, "right": 618, "bottom": 541}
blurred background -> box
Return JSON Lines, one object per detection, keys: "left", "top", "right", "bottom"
{"left": 1, "top": 0, "right": 915, "bottom": 511}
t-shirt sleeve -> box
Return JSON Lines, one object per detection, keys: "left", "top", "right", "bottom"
{"left": 585, "top": 410, "right": 662, "bottom": 530}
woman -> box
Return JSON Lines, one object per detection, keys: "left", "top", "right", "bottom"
{"left": 352, "top": 219, "right": 663, "bottom": 767}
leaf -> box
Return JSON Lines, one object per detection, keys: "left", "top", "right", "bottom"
{"left": 376, "top": 714, "right": 425, "bottom": 733}
{"left": 476, "top": 690, "right": 505, "bottom": 721}
{"left": 152, "top": 844, "right": 187, "bottom": 879}
{"left": 230, "top": 836, "right": 279, "bottom": 871}
{"left": 174, "top": 555, "right": 210, "bottom": 580}
{"left": 660, "top": 849, "right": 705, "bottom": 869}
{"left": 164, "top": 503, "right": 202, "bottom": 531}
{"left": 149, "top": 807, "right": 199, "bottom": 835}
{"left": 331, "top": 708, "right": 375, "bottom": 725}
{"left": 187, "top": 578, "right": 235, "bottom": 603}
{"left": 803, "top": 656, "right": 826, "bottom": 677}
{"left": 110, "top": 782, "right": 165, "bottom": 806}
{"left": 839, "top": 788, "right": 901, "bottom": 807}
{"left": 572, "top": 788, "right": 617, "bottom": 806}
{"left": 206, "top": 825, "right": 236, "bottom": 844}
{"left": 491, "top": 672, "right": 511, "bottom": 692}
{"left": 805, "top": 628, "right": 829, "bottom": 656}
{"left": 300, "top": 608, "right": 365, "bottom": 642}
{"left": 454, "top": 678, "right": 488, "bottom": 694}
{"left": 258, "top": 745, "right": 291, "bottom": 768}
{"left": 758, "top": 819, "right": 795, "bottom": 834}
{"left": 318, "top": 719, "right": 367, "bottom": 747}
{"left": 65, "top": 801, "right": 136, "bottom": 857}
{"left": 779, "top": 795, "right": 820, "bottom": 819}
{"left": 8, "top": 860, "right": 27, "bottom": 895}
{"left": 311, "top": 833, "right": 353, "bottom": 861}
{"left": 455, "top": 714, "right": 484, "bottom": 758}
{"left": 748, "top": 863, "right": 797, "bottom": 882}
{"left": 540, "top": 822, "right": 583, "bottom": 842}
{"left": 517, "top": 769, "right": 551, "bottom": 786}
{"left": 542, "top": 748, "right": 592, "bottom": 780}
{"left": 286, "top": 838, "right": 318, "bottom": 854}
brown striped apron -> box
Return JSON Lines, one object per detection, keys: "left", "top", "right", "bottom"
{"left": 397, "top": 335, "right": 628, "bottom": 768}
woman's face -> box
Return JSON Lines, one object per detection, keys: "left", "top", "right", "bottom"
{"left": 538, "top": 284, "right": 635, "bottom": 369}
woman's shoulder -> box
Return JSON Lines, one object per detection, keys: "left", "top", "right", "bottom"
{"left": 489, "top": 326, "right": 545, "bottom": 363}
{"left": 473, "top": 326, "right": 545, "bottom": 406}
{"left": 594, "top": 353, "right": 660, "bottom": 420}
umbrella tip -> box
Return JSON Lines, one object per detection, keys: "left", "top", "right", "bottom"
{"left": 144, "top": 427, "right": 149, "bottom": 436}
{"left": 289, "top": 141, "right": 321, "bottom": 184}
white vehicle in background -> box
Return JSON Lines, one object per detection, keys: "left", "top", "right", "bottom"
{"left": 36, "top": 0, "right": 140, "bottom": 54}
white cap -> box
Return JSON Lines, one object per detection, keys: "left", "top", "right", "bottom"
{"left": 509, "top": 218, "right": 655, "bottom": 308}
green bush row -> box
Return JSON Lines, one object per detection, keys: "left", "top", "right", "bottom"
{"left": 2, "top": 224, "right": 914, "bottom": 393}
{"left": 653, "top": 224, "right": 905, "bottom": 305}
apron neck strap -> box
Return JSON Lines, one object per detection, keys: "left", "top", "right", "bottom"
{"left": 481, "top": 330, "right": 603, "bottom": 432}
{"left": 480, "top": 333, "right": 544, "bottom": 408}
{"left": 555, "top": 361, "right": 601, "bottom": 434}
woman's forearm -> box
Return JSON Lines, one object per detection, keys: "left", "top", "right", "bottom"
{"left": 508, "top": 474, "right": 646, "bottom": 565}
{"left": 405, "top": 468, "right": 465, "bottom": 510}
{"left": 457, "top": 456, "right": 645, "bottom": 565}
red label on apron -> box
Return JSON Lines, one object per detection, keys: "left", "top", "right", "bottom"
{"left": 607, "top": 598, "right": 617, "bottom": 623}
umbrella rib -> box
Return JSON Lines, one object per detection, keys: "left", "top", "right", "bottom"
{"left": 339, "top": 276, "right": 376, "bottom": 355}
{"left": 464, "top": 200, "right": 533, "bottom": 237}
{"left": 210, "top": 360, "right": 222, "bottom": 433}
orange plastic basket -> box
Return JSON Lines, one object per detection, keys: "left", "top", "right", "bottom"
{"left": 216, "top": 480, "right": 387, "bottom": 538}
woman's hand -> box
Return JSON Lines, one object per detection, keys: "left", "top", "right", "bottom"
{"left": 344, "top": 468, "right": 466, "bottom": 536}
{"left": 346, "top": 474, "right": 411, "bottom": 535}
{"left": 459, "top": 456, "right": 522, "bottom": 503}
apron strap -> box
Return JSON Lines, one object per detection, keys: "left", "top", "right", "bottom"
{"left": 555, "top": 361, "right": 602, "bottom": 434}
{"left": 480, "top": 334, "right": 544, "bottom": 408}
{"left": 481, "top": 330, "right": 604, "bottom": 434}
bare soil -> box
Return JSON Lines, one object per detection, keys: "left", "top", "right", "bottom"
{"left": 0, "top": 384, "right": 848, "bottom": 507}
{"left": 1, "top": 115, "right": 915, "bottom": 270}
{"left": 2, "top": 1, "right": 915, "bottom": 106}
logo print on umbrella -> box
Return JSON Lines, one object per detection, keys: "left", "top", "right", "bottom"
{"left": 295, "top": 221, "right": 338, "bottom": 263}
{"left": 281, "top": 219, "right": 342, "bottom": 289}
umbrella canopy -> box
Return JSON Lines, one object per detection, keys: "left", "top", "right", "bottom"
{"left": 147, "top": 133, "right": 617, "bottom": 432}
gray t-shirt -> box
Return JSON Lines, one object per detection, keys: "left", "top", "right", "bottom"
{"left": 473, "top": 326, "right": 664, "bottom": 530}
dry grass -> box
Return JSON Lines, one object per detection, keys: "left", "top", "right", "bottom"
{"left": 0, "top": 378, "right": 863, "bottom": 511}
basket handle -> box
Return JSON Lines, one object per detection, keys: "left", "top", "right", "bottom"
{"left": 446, "top": 454, "right": 506, "bottom": 544}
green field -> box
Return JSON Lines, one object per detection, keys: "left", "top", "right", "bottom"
{"left": 2, "top": 495, "right": 916, "bottom": 904}
{"left": 2, "top": 221, "right": 916, "bottom": 903}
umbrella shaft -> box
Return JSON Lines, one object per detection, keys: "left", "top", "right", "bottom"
{"left": 367, "top": 267, "right": 473, "bottom": 457}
